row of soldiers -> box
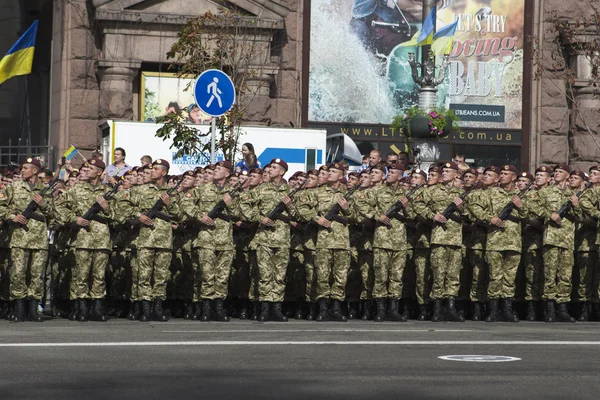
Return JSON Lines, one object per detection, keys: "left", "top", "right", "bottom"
{"left": 0, "top": 156, "right": 599, "bottom": 324}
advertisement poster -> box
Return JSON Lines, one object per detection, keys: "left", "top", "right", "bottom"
{"left": 308, "top": 0, "right": 525, "bottom": 129}
{"left": 140, "top": 72, "right": 213, "bottom": 125}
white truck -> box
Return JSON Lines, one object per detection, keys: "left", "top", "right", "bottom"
{"left": 99, "top": 120, "right": 327, "bottom": 178}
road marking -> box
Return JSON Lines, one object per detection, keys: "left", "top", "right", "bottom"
{"left": 161, "top": 329, "right": 474, "bottom": 333}
{"left": 439, "top": 355, "right": 521, "bottom": 362}
{"left": 1, "top": 341, "right": 600, "bottom": 347}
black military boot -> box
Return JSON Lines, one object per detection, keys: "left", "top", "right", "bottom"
{"left": 444, "top": 298, "right": 465, "bottom": 322}
{"left": 347, "top": 302, "right": 358, "bottom": 320}
{"left": 27, "top": 299, "right": 43, "bottom": 322}
{"left": 68, "top": 300, "right": 80, "bottom": 321}
{"left": 78, "top": 299, "right": 89, "bottom": 322}
{"left": 360, "top": 300, "right": 372, "bottom": 321}
{"left": 485, "top": 299, "right": 500, "bottom": 322}
{"left": 191, "top": 302, "right": 202, "bottom": 320}
{"left": 402, "top": 299, "right": 413, "bottom": 320}
{"left": 330, "top": 299, "right": 347, "bottom": 322}
{"left": 471, "top": 302, "right": 483, "bottom": 321}
{"left": 239, "top": 299, "right": 249, "bottom": 320}
{"left": 214, "top": 299, "right": 230, "bottom": 322}
{"left": 272, "top": 302, "right": 288, "bottom": 322}
{"left": 91, "top": 299, "right": 107, "bottom": 322}
{"left": 374, "top": 298, "right": 387, "bottom": 323}
{"left": 526, "top": 301, "right": 537, "bottom": 321}
{"left": 430, "top": 299, "right": 443, "bottom": 322}
{"left": 316, "top": 299, "right": 329, "bottom": 322}
{"left": 501, "top": 298, "right": 519, "bottom": 323}
{"left": 0, "top": 300, "right": 9, "bottom": 319}
{"left": 544, "top": 300, "right": 555, "bottom": 323}
{"left": 183, "top": 302, "right": 194, "bottom": 320}
{"left": 139, "top": 300, "right": 152, "bottom": 322}
{"left": 306, "top": 302, "right": 317, "bottom": 320}
{"left": 128, "top": 301, "right": 141, "bottom": 321}
{"left": 556, "top": 302, "right": 575, "bottom": 323}
{"left": 387, "top": 299, "right": 407, "bottom": 322}
{"left": 200, "top": 300, "right": 212, "bottom": 322}
{"left": 4, "top": 300, "right": 13, "bottom": 321}
{"left": 577, "top": 302, "right": 589, "bottom": 322}
{"left": 417, "top": 304, "right": 429, "bottom": 321}
{"left": 12, "top": 299, "right": 26, "bottom": 323}
{"left": 153, "top": 299, "right": 168, "bottom": 322}
{"left": 294, "top": 300, "right": 304, "bottom": 320}
{"left": 258, "top": 301, "right": 270, "bottom": 322}
{"left": 251, "top": 301, "right": 260, "bottom": 321}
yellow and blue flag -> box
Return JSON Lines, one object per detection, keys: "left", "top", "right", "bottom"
{"left": 63, "top": 145, "right": 78, "bottom": 161}
{"left": 400, "top": 7, "right": 436, "bottom": 47}
{"left": 0, "top": 21, "right": 38, "bottom": 86}
{"left": 432, "top": 20, "right": 459, "bottom": 56}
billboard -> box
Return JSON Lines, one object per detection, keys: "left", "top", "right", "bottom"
{"left": 308, "top": 0, "right": 525, "bottom": 130}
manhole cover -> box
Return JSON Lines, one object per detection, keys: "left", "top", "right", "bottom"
{"left": 438, "top": 355, "right": 521, "bottom": 362}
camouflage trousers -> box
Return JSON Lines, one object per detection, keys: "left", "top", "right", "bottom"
{"left": 229, "top": 250, "right": 251, "bottom": 300}
{"left": 542, "top": 245, "right": 574, "bottom": 304}
{"left": 402, "top": 250, "right": 416, "bottom": 301}
{"left": 169, "top": 250, "right": 194, "bottom": 301}
{"left": 430, "top": 245, "right": 462, "bottom": 300}
{"left": 485, "top": 250, "right": 520, "bottom": 299}
{"left": 198, "top": 248, "right": 234, "bottom": 300}
{"left": 134, "top": 248, "right": 172, "bottom": 301}
{"left": 523, "top": 248, "right": 544, "bottom": 301}
{"left": 414, "top": 248, "right": 432, "bottom": 305}
{"left": 0, "top": 248, "right": 10, "bottom": 301}
{"left": 572, "top": 251, "right": 598, "bottom": 303}
{"left": 71, "top": 249, "right": 110, "bottom": 300}
{"left": 109, "top": 249, "right": 131, "bottom": 301}
{"left": 255, "top": 245, "right": 289, "bottom": 302}
{"left": 315, "top": 249, "right": 350, "bottom": 301}
{"left": 9, "top": 248, "right": 47, "bottom": 301}
{"left": 358, "top": 250, "right": 374, "bottom": 300}
{"left": 467, "top": 249, "right": 487, "bottom": 302}
{"left": 247, "top": 250, "right": 259, "bottom": 302}
{"left": 304, "top": 250, "right": 317, "bottom": 302}
{"left": 286, "top": 250, "right": 306, "bottom": 302}
{"left": 373, "top": 248, "right": 407, "bottom": 299}
{"left": 346, "top": 249, "right": 362, "bottom": 303}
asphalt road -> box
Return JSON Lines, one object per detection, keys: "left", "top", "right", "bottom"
{"left": 1, "top": 319, "right": 600, "bottom": 400}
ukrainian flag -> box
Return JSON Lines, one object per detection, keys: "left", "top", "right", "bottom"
{"left": 432, "top": 20, "right": 459, "bottom": 56}
{"left": 400, "top": 7, "right": 436, "bottom": 47}
{"left": 0, "top": 21, "right": 38, "bottom": 86}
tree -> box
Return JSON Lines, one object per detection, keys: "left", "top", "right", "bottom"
{"left": 155, "top": 8, "right": 281, "bottom": 162}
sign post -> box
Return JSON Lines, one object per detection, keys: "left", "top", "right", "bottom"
{"left": 193, "top": 69, "right": 236, "bottom": 163}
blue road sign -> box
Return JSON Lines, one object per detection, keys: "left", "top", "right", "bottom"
{"left": 193, "top": 69, "right": 235, "bottom": 117}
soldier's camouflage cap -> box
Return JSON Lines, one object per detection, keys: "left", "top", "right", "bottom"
{"left": 270, "top": 158, "right": 289, "bottom": 172}
{"left": 412, "top": 168, "right": 427, "bottom": 178}
{"left": 484, "top": 165, "right": 500, "bottom": 174}
{"left": 442, "top": 161, "right": 459, "bottom": 170}
{"left": 428, "top": 165, "right": 441, "bottom": 173}
{"left": 463, "top": 167, "right": 479, "bottom": 177}
{"left": 519, "top": 172, "right": 534, "bottom": 181}
{"left": 554, "top": 163, "right": 571, "bottom": 173}
{"left": 152, "top": 159, "right": 170, "bottom": 170}
{"left": 22, "top": 157, "right": 42, "bottom": 169}
{"left": 182, "top": 170, "right": 195, "bottom": 177}
{"left": 328, "top": 162, "right": 345, "bottom": 173}
{"left": 501, "top": 164, "right": 518, "bottom": 173}
{"left": 215, "top": 160, "right": 233, "bottom": 171}
{"left": 570, "top": 170, "right": 588, "bottom": 180}
{"left": 535, "top": 166, "right": 553, "bottom": 174}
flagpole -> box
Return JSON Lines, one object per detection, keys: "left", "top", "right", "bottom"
{"left": 15, "top": 76, "right": 29, "bottom": 164}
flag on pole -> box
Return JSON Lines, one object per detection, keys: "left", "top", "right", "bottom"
{"left": 431, "top": 20, "right": 459, "bottom": 56}
{"left": 63, "top": 145, "right": 78, "bottom": 161}
{"left": 399, "top": 7, "right": 436, "bottom": 47}
{"left": 0, "top": 21, "right": 38, "bottom": 86}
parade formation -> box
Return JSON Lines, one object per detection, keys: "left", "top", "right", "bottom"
{"left": 1, "top": 148, "right": 599, "bottom": 325}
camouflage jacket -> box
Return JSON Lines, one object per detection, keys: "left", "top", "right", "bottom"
{"left": 351, "top": 187, "right": 377, "bottom": 251}
{"left": 172, "top": 188, "right": 196, "bottom": 252}
{"left": 534, "top": 184, "right": 579, "bottom": 250}
{"left": 53, "top": 181, "right": 113, "bottom": 250}
{"left": 577, "top": 186, "right": 600, "bottom": 252}
{"left": 373, "top": 184, "right": 412, "bottom": 251}
{"left": 521, "top": 189, "right": 545, "bottom": 250}
{"left": 2, "top": 181, "right": 51, "bottom": 250}
{"left": 315, "top": 184, "right": 352, "bottom": 250}
{"left": 186, "top": 183, "right": 234, "bottom": 251}
{"left": 470, "top": 186, "right": 523, "bottom": 253}
{"left": 410, "top": 186, "right": 432, "bottom": 249}
{"left": 232, "top": 189, "right": 256, "bottom": 251}
{"left": 463, "top": 189, "right": 486, "bottom": 250}
{"left": 240, "top": 181, "right": 291, "bottom": 249}
{"left": 415, "top": 183, "right": 463, "bottom": 247}
{"left": 121, "top": 182, "right": 180, "bottom": 250}
{"left": 289, "top": 188, "right": 318, "bottom": 251}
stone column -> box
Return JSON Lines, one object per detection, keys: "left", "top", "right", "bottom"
{"left": 97, "top": 60, "right": 141, "bottom": 120}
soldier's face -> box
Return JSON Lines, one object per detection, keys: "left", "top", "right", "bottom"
{"left": 499, "top": 170, "right": 516, "bottom": 185}
{"left": 270, "top": 164, "right": 285, "bottom": 179}
{"left": 183, "top": 175, "right": 196, "bottom": 188}
{"left": 483, "top": 171, "right": 499, "bottom": 186}
{"left": 454, "top": 177, "right": 464, "bottom": 188}
{"left": 143, "top": 169, "right": 152, "bottom": 183}
{"left": 441, "top": 168, "right": 457, "bottom": 183}
{"left": 296, "top": 176, "right": 307, "bottom": 188}
{"left": 589, "top": 170, "right": 600, "bottom": 184}
{"left": 348, "top": 175, "right": 360, "bottom": 187}
{"left": 386, "top": 168, "right": 402, "bottom": 184}
{"left": 249, "top": 173, "right": 262, "bottom": 186}
{"left": 554, "top": 168, "right": 569, "bottom": 183}
{"left": 516, "top": 177, "right": 531, "bottom": 190}
{"left": 328, "top": 169, "right": 343, "bottom": 183}
{"left": 305, "top": 174, "right": 318, "bottom": 188}
{"left": 411, "top": 174, "right": 426, "bottom": 187}
{"left": 195, "top": 174, "right": 203, "bottom": 185}
{"left": 238, "top": 175, "right": 249, "bottom": 188}
{"left": 427, "top": 172, "right": 440, "bottom": 185}
{"left": 87, "top": 165, "right": 101, "bottom": 179}
{"left": 463, "top": 173, "right": 477, "bottom": 187}
{"left": 204, "top": 169, "right": 214, "bottom": 183}
{"left": 359, "top": 174, "right": 371, "bottom": 187}
{"left": 151, "top": 165, "right": 167, "bottom": 181}
{"left": 318, "top": 170, "right": 329, "bottom": 185}
{"left": 21, "top": 164, "right": 37, "bottom": 180}
{"left": 569, "top": 175, "right": 583, "bottom": 188}
{"left": 370, "top": 169, "right": 384, "bottom": 183}
{"left": 535, "top": 172, "right": 551, "bottom": 187}
{"left": 214, "top": 165, "right": 230, "bottom": 181}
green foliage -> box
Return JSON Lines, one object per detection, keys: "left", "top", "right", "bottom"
{"left": 392, "top": 106, "right": 460, "bottom": 139}
{"left": 144, "top": 88, "right": 163, "bottom": 122}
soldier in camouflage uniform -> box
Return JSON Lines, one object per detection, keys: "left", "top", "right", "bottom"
{"left": 579, "top": 166, "right": 600, "bottom": 320}
{"left": 470, "top": 165, "right": 523, "bottom": 322}
{"left": 313, "top": 162, "right": 354, "bottom": 322}
{"left": 413, "top": 162, "right": 464, "bottom": 322}
{"left": 240, "top": 159, "right": 290, "bottom": 322}
{"left": 185, "top": 161, "right": 236, "bottom": 322}
{"left": 122, "top": 159, "right": 179, "bottom": 322}
{"left": 571, "top": 169, "right": 596, "bottom": 321}
{"left": 372, "top": 162, "right": 411, "bottom": 322}
{"left": 2, "top": 158, "right": 53, "bottom": 322}
{"left": 534, "top": 164, "right": 579, "bottom": 322}
{"left": 345, "top": 172, "right": 363, "bottom": 319}
{"left": 0, "top": 187, "right": 10, "bottom": 318}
